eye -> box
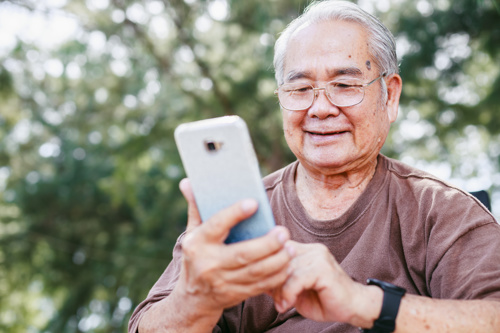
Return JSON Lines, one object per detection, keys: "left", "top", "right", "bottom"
{"left": 282, "top": 84, "right": 312, "bottom": 94}
{"left": 335, "top": 83, "right": 352, "bottom": 89}
{"left": 295, "top": 86, "right": 311, "bottom": 92}
{"left": 330, "top": 81, "right": 362, "bottom": 91}
{"left": 332, "top": 81, "right": 357, "bottom": 87}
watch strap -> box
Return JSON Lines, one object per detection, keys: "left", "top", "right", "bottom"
{"left": 361, "top": 279, "right": 406, "bottom": 333}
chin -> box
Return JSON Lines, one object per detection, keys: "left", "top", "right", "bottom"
{"left": 302, "top": 154, "right": 351, "bottom": 171}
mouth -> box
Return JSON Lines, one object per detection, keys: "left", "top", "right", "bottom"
{"left": 304, "top": 129, "right": 350, "bottom": 144}
{"left": 306, "top": 130, "right": 348, "bottom": 136}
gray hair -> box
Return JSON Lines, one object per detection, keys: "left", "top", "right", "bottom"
{"left": 273, "top": 0, "right": 398, "bottom": 86}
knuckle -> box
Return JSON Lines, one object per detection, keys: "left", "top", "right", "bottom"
{"left": 234, "top": 251, "right": 250, "bottom": 266}
{"left": 181, "top": 233, "right": 197, "bottom": 256}
{"left": 210, "top": 275, "right": 225, "bottom": 291}
{"left": 182, "top": 231, "right": 195, "bottom": 244}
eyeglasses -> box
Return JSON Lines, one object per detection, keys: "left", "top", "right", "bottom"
{"left": 274, "top": 73, "right": 386, "bottom": 111}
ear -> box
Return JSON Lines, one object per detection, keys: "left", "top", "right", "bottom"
{"left": 385, "top": 74, "right": 402, "bottom": 123}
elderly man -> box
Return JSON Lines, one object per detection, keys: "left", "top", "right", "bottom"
{"left": 129, "top": 1, "right": 500, "bottom": 332}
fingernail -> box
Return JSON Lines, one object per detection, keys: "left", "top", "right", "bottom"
{"left": 285, "top": 243, "right": 295, "bottom": 257}
{"left": 240, "top": 199, "right": 257, "bottom": 213}
{"left": 277, "top": 231, "right": 287, "bottom": 244}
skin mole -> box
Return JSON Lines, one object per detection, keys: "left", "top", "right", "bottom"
{"left": 366, "top": 60, "right": 371, "bottom": 70}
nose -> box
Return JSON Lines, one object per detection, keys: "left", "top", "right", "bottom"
{"left": 308, "top": 87, "right": 340, "bottom": 119}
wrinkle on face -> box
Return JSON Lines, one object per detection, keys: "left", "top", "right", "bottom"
{"left": 281, "top": 20, "right": 390, "bottom": 175}
{"left": 285, "top": 67, "right": 364, "bottom": 83}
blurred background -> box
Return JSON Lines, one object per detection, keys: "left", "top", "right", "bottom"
{"left": 0, "top": 0, "right": 499, "bottom": 332}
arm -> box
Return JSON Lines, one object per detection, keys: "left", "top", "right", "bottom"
{"left": 138, "top": 286, "right": 223, "bottom": 333}
{"left": 273, "top": 241, "right": 500, "bottom": 332}
{"left": 138, "top": 179, "right": 295, "bottom": 333}
{"left": 396, "top": 295, "right": 500, "bottom": 332}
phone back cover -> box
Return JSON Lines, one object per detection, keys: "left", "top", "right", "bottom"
{"left": 175, "top": 116, "right": 275, "bottom": 243}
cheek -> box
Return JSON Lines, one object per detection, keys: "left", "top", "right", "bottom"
{"left": 282, "top": 114, "right": 293, "bottom": 142}
{"left": 282, "top": 112, "right": 289, "bottom": 133}
{"left": 282, "top": 112, "right": 300, "bottom": 135}
{"left": 283, "top": 122, "right": 295, "bottom": 143}
{"left": 352, "top": 107, "right": 387, "bottom": 144}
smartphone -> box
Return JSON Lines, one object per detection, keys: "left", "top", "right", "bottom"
{"left": 174, "top": 116, "right": 276, "bottom": 243}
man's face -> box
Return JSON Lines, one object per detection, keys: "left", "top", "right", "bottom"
{"left": 281, "top": 20, "right": 399, "bottom": 174}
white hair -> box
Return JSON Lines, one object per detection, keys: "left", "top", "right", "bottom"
{"left": 273, "top": 0, "right": 398, "bottom": 87}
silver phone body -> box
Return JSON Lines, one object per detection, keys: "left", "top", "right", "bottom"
{"left": 174, "top": 116, "right": 276, "bottom": 243}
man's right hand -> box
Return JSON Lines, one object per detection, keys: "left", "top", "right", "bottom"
{"left": 139, "top": 178, "right": 294, "bottom": 332}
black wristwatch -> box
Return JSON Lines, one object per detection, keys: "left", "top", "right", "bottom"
{"left": 360, "top": 279, "right": 406, "bottom": 333}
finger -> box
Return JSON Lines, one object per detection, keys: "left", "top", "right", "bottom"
{"left": 272, "top": 287, "right": 284, "bottom": 312}
{"left": 199, "top": 198, "right": 259, "bottom": 243}
{"left": 275, "top": 270, "right": 307, "bottom": 312}
{"left": 223, "top": 244, "right": 293, "bottom": 284}
{"left": 179, "top": 178, "right": 202, "bottom": 232}
{"left": 219, "top": 227, "right": 292, "bottom": 269}
{"left": 217, "top": 264, "right": 292, "bottom": 303}
{"left": 275, "top": 243, "right": 334, "bottom": 313}
{"left": 272, "top": 242, "right": 316, "bottom": 312}
{"left": 284, "top": 240, "right": 310, "bottom": 256}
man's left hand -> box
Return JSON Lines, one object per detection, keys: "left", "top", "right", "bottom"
{"left": 272, "top": 241, "right": 382, "bottom": 328}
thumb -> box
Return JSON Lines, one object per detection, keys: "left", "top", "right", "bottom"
{"left": 179, "top": 178, "right": 202, "bottom": 232}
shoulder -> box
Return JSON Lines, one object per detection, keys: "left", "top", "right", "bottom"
{"left": 381, "top": 154, "right": 467, "bottom": 194}
{"left": 378, "top": 154, "right": 495, "bottom": 222}
{"left": 381, "top": 154, "right": 446, "bottom": 184}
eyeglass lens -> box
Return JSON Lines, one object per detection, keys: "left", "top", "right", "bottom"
{"left": 278, "top": 81, "right": 365, "bottom": 110}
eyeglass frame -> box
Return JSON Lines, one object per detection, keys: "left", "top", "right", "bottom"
{"left": 274, "top": 72, "right": 387, "bottom": 111}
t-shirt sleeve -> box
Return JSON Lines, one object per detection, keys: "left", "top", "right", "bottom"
{"left": 424, "top": 190, "right": 500, "bottom": 301}
{"left": 128, "top": 233, "right": 186, "bottom": 333}
{"left": 429, "top": 221, "right": 500, "bottom": 301}
{"left": 128, "top": 230, "right": 229, "bottom": 333}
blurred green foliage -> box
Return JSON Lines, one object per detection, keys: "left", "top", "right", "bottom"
{"left": 0, "top": 0, "right": 499, "bottom": 332}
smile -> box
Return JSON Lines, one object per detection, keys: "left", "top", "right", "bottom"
{"left": 304, "top": 130, "right": 349, "bottom": 144}
{"left": 305, "top": 130, "right": 348, "bottom": 136}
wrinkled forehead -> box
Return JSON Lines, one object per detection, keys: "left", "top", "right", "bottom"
{"left": 283, "top": 20, "right": 374, "bottom": 80}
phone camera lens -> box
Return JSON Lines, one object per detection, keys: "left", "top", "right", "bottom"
{"left": 204, "top": 140, "right": 222, "bottom": 152}
{"left": 207, "top": 141, "right": 217, "bottom": 151}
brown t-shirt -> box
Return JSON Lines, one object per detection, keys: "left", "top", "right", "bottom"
{"left": 129, "top": 155, "right": 500, "bottom": 332}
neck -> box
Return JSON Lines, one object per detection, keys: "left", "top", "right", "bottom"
{"left": 295, "top": 158, "right": 378, "bottom": 220}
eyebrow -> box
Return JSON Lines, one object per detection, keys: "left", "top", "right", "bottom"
{"left": 285, "top": 67, "right": 364, "bottom": 82}
{"left": 332, "top": 67, "right": 364, "bottom": 77}
{"left": 285, "top": 70, "right": 312, "bottom": 82}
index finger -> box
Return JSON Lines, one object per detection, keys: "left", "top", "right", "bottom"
{"left": 219, "top": 226, "right": 293, "bottom": 269}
